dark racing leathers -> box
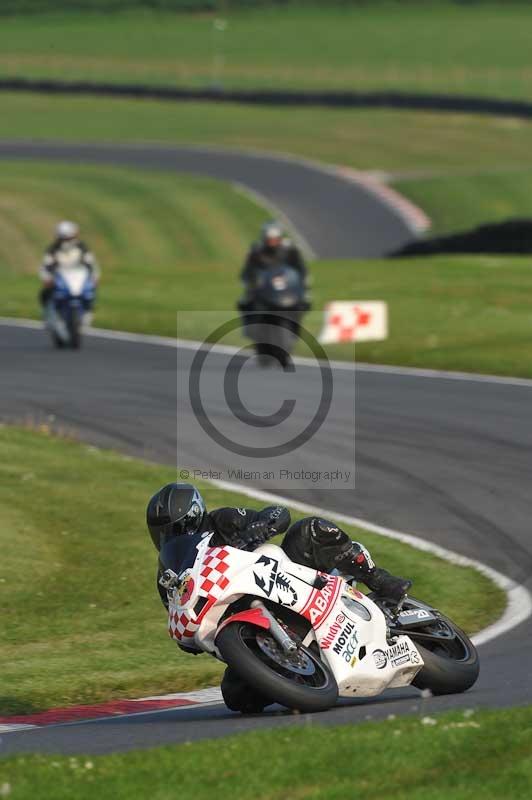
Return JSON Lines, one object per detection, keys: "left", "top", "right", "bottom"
{"left": 156, "top": 509, "right": 410, "bottom": 713}
{"left": 240, "top": 239, "right": 307, "bottom": 306}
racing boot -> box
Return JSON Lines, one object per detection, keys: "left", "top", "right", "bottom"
{"left": 221, "top": 667, "right": 272, "bottom": 714}
{"left": 363, "top": 566, "right": 412, "bottom": 604}
{"left": 334, "top": 540, "right": 412, "bottom": 604}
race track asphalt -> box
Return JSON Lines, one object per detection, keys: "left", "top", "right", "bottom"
{"left": 0, "top": 140, "right": 415, "bottom": 258}
{"left": 0, "top": 142, "right": 531, "bottom": 756}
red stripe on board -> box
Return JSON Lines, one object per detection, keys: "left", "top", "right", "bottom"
{"left": 0, "top": 697, "right": 197, "bottom": 726}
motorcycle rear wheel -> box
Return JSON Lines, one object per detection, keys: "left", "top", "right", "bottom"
{"left": 216, "top": 622, "right": 338, "bottom": 713}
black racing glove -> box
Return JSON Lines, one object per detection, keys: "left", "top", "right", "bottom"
{"left": 240, "top": 519, "right": 271, "bottom": 550}
{"left": 220, "top": 520, "right": 269, "bottom": 550}
{"left": 259, "top": 505, "right": 291, "bottom": 536}
{"left": 238, "top": 511, "right": 290, "bottom": 551}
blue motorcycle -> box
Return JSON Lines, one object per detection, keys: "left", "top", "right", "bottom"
{"left": 45, "top": 262, "right": 96, "bottom": 349}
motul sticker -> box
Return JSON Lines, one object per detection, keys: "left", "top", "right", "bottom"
{"left": 333, "top": 622, "right": 359, "bottom": 664}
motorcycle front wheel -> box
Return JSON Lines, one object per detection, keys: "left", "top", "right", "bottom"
{"left": 216, "top": 622, "right": 338, "bottom": 713}
{"left": 51, "top": 331, "right": 65, "bottom": 349}
{"left": 410, "top": 613, "right": 480, "bottom": 695}
{"left": 67, "top": 308, "right": 82, "bottom": 349}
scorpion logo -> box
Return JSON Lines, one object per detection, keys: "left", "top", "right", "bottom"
{"left": 253, "top": 555, "right": 298, "bottom": 607}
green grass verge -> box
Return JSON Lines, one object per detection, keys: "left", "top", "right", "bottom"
{"left": 0, "top": 426, "right": 504, "bottom": 715}
{"left": 395, "top": 170, "right": 532, "bottom": 236}
{"left": 2, "top": 4, "right": 532, "bottom": 102}
{"left": 3, "top": 707, "right": 532, "bottom": 799}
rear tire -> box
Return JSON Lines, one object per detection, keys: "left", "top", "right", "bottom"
{"left": 412, "top": 616, "right": 479, "bottom": 695}
{"left": 216, "top": 622, "right": 338, "bottom": 713}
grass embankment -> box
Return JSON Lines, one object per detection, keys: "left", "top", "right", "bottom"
{"left": 3, "top": 93, "right": 532, "bottom": 175}
{"left": 0, "top": 426, "right": 504, "bottom": 715}
{"left": 4, "top": 90, "right": 532, "bottom": 230}
{"left": 0, "top": 160, "right": 265, "bottom": 331}
{"left": 3, "top": 160, "right": 532, "bottom": 377}
{"left": 395, "top": 170, "right": 532, "bottom": 236}
{"left": 2, "top": 3, "right": 532, "bottom": 102}
{"left": 3, "top": 708, "right": 532, "bottom": 799}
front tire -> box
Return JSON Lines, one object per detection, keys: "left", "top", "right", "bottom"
{"left": 412, "top": 615, "right": 479, "bottom": 695}
{"left": 216, "top": 622, "right": 338, "bottom": 713}
{"left": 68, "top": 309, "right": 81, "bottom": 349}
{"left": 51, "top": 331, "right": 65, "bottom": 349}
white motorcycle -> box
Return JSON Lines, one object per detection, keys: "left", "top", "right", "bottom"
{"left": 161, "top": 536, "right": 480, "bottom": 712}
{"left": 45, "top": 252, "right": 96, "bottom": 349}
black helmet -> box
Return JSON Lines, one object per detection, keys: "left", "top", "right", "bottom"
{"left": 146, "top": 482, "right": 206, "bottom": 551}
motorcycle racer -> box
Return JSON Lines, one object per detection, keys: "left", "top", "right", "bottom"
{"left": 39, "top": 221, "right": 100, "bottom": 309}
{"left": 147, "top": 482, "right": 412, "bottom": 713}
{"left": 239, "top": 221, "right": 308, "bottom": 310}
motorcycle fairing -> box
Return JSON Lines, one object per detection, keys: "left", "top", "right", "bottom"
{"left": 46, "top": 263, "right": 95, "bottom": 342}
{"left": 167, "top": 541, "right": 423, "bottom": 698}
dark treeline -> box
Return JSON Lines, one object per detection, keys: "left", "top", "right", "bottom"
{"left": 0, "top": 1, "right": 527, "bottom": 17}
{"left": 394, "top": 219, "right": 532, "bottom": 257}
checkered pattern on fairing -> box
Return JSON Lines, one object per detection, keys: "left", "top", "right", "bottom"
{"left": 168, "top": 546, "right": 233, "bottom": 642}
{"left": 168, "top": 608, "right": 198, "bottom": 641}
{"left": 199, "top": 546, "right": 231, "bottom": 594}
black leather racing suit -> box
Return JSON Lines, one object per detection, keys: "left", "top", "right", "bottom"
{"left": 240, "top": 239, "right": 307, "bottom": 306}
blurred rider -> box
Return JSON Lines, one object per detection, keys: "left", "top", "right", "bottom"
{"left": 146, "top": 482, "right": 411, "bottom": 713}
{"left": 239, "top": 221, "right": 308, "bottom": 309}
{"left": 39, "top": 220, "right": 100, "bottom": 309}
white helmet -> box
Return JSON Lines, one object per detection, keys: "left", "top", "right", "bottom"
{"left": 56, "top": 220, "right": 79, "bottom": 240}
{"left": 261, "top": 221, "right": 283, "bottom": 246}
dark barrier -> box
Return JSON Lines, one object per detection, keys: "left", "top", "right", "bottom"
{"left": 3, "top": 77, "right": 532, "bottom": 119}
{"left": 4, "top": 0, "right": 532, "bottom": 13}
{"left": 393, "top": 218, "right": 532, "bottom": 257}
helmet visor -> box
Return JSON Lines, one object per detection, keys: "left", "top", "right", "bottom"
{"left": 174, "top": 496, "right": 205, "bottom": 536}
